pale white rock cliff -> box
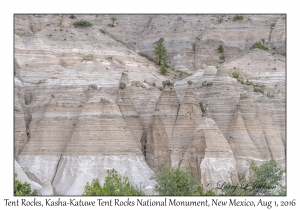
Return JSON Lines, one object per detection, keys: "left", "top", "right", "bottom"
{"left": 14, "top": 14, "right": 286, "bottom": 195}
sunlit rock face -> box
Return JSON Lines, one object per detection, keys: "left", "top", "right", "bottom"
{"left": 15, "top": 14, "right": 285, "bottom": 195}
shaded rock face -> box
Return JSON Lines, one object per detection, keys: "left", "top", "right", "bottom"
{"left": 117, "top": 73, "right": 144, "bottom": 150}
{"left": 51, "top": 95, "right": 155, "bottom": 195}
{"left": 14, "top": 14, "right": 285, "bottom": 195}
{"left": 146, "top": 82, "right": 239, "bottom": 191}
{"left": 228, "top": 105, "right": 262, "bottom": 178}
{"left": 170, "top": 83, "right": 202, "bottom": 168}
{"left": 14, "top": 85, "right": 27, "bottom": 157}
{"left": 146, "top": 83, "right": 180, "bottom": 166}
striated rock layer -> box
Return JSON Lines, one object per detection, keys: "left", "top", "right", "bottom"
{"left": 14, "top": 14, "right": 286, "bottom": 195}
{"left": 199, "top": 112, "right": 239, "bottom": 194}
{"left": 52, "top": 95, "right": 155, "bottom": 195}
{"left": 146, "top": 81, "right": 180, "bottom": 166}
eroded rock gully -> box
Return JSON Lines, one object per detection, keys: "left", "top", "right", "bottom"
{"left": 14, "top": 14, "right": 286, "bottom": 195}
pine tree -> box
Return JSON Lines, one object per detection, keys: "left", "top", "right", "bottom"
{"left": 218, "top": 44, "right": 224, "bottom": 53}
{"left": 154, "top": 42, "right": 168, "bottom": 66}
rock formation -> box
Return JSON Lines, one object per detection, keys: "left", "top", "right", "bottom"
{"left": 117, "top": 72, "right": 144, "bottom": 150}
{"left": 199, "top": 110, "right": 239, "bottom": 194}
{"left": 170, "top": 81, "right": 203, "bottom": 168}
{"left": 52, "top": 95, "right": 155, "bottom": 195}
{"left": 146, "top": 81, "right": 180, "bottom": 166}
{"left": 14, "top": 14, "right": 286, "bottom": 195}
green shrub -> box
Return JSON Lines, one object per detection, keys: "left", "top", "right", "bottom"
{"left": 232, "top": 72, "right": 239, "bottom": 79}
{"left": 233, "top": 15, "right": 244, "bottom": 21}
{"left": 218, "top": 18, "right": 223, "bottom": 23}
{"left": 238, "top": 78, "right": 244, "bottom": 84}
{"left": 178, "top": 71, "right": 191, "bottom": 79}
{"left": 219, "top": 54, "right": 226, "bottom": 61}
{"left": 222, "top": 160, "right": 285, "bottom": 196}
{"left": 245, "top": 79, "right": 253, "bottom": 85}
{"left": 14, "top": 174, "right": 38, "bottom": 196}
{"left": 252, "top": 42, "right": 268, "bottom": 51}
{"left": 73, "top": 20, "right": 92, "bottom": 28}
{"left": 110, "top": 17, "right": 117, "bottom": 27}
{"left": 151, "top": 163, "right": 215, "bottom": 196}
{"left": 69, "top": 14, "right": 76, "bottom": 19}
{"left": 199, "top": 102, "right": 205, "bottom": 113}
{"left": 83, "top": 169, "right": 142, "bottom": 196}
{"left": 160, "top": 64, "right": 168, "bottom": 75}
{"left": 154, "top": 42, "right": 168, "bottom": 66}
{"left": 116, "top": 40, "right": 124, "bottom": 44}
{"left": 100, "top": 29, "right": 105, "bottom": 34}
{"left": 138, "top": 52, "right": 154, "bottom": 62}
{"left": 152, "top": 82, "right": 156, "bottom": 86}
{"left": 218, "top": 44, "right": 224, "bottom": 53}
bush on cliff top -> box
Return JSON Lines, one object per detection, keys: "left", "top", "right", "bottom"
{"left": 73, "top": 20, "right": 92, "bottom": 28}
{"left": 252, "top": 42, "right": 268, "bottom": 51}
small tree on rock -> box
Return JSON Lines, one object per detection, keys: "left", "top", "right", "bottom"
{"left": 110, "top": 17, "right": 117, "bottom": 27}
{"left": 154, "top": 42, "right": 168, "bottom": 66}
{"left": 219, "top": 54, "right": 226, "bottom": 62}
{"left": 160, "top": 64, "right": 168, "bottom": 75}
{"left": 218, "top": 44, "right": 224, "bottom": 53}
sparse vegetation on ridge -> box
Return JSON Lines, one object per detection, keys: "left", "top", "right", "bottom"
{"left": 69, "top": 14, "right": 76, "bottom": 19}
{"left": 110, "top": 17, "right": 117, "bottom": 27}
{"left": 232, "top": 72, "right": 239, "bottom": 79}
{"left": 138, "top": 52, "right": 154, "bottom": 62}
{"left": 219, "top": 54, "right": 226, "bottom": 61}
{"left": 199, "top": 102, "right": 205, "bottom": 113}
{"left": 218, "top": 44, "right": 224, "bottom": 53}
{"left": 233, "top": 15, "right": 244, "bottom": 21}
{"left": 73, "top": 20, "right": 92, "bottom": 28}
{"left": 160, "top": 64, "right": 168, "bottom": 75}
{"left": 100, "top": 29, "right": 105, "bottom": 34}
{"left": 252, "top": 42, "right": 268, "bottom": 51}
{"left": 116, "top": 39, "right": 125, "bottom": 45}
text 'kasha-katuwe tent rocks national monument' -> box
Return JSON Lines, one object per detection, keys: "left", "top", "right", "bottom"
{"left": 14, "top": 14, "right": 286, "bottom": 195}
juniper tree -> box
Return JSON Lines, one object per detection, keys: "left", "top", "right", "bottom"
{"left": 154, "top": 42, "right": 168, "bottom": 66}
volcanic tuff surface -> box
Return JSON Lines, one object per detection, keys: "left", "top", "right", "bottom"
{"left": 14, "top": 14, "right": 286, "bottom": 195}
